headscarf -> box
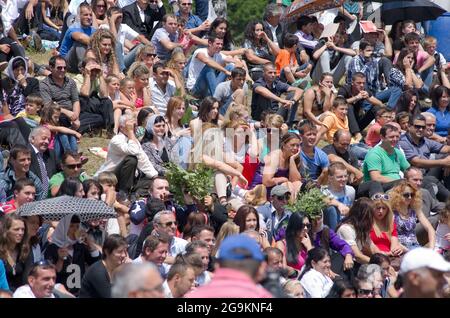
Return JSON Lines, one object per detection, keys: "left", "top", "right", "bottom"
{"left": 7, "top": 56, "right": 28, "bottom": 83}
{"left": 51, "top": 214, "right": 79, "bottom": 248}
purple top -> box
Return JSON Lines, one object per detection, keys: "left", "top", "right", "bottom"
{"left": 313, "top": 227, "right": 354, "bottom": 257}
{"left": 250, "top": 162, "right": 289, "bottom": 198}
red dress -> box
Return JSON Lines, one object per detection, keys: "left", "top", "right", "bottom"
{"left": 370, "top": 222, "right": 398, "bottom": 253}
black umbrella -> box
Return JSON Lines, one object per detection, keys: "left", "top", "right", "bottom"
{"left": 17, "top": 195, "right": 117, "bottom": 221}
{"left": 380, "top": 0, "right": 447, "bottom": 24}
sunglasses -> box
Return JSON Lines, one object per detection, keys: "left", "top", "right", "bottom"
{"left": 358, "top": 288, "right": 374, "bottom": 296}
{"left": 181, "top": 3, "right": 192, "bottom": 6}
{"left": 371, "top": 193, "right": 390, "bottom": 201}
{"left": 145, "top": 53, "right": 157, "bottom": 58}
{"left": 302, "top": 223, "right": 312, "bottom": 230}
{"left": 66, "top": 163, "right": 83, "bottom": 169}
{"left": 160, "top": 221, "right": 177, "bottom": 227}
{"left": 33, "top": 260, "right": 53, "bottom": 266}
{"left": 275, "top": 193, "right": 291, "bottom": 201}
{"left": 56, "top": 66, "right": 67, "bottom": 71}
{"left": 403, "top": 192, "right": 415, "bottom": 199}
{"left": 414, "top": 124, "right": 426, "bottom": 130}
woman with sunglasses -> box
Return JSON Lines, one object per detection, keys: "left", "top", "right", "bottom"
{"left": 336, "top": 198, "right": 379, "bottom": 265}
{"left": 130, "top": 44, "right": 159, "bottom": 78}
{"left": 389, "top": 180, "right": 436, "bottom": 251}
{"left": 0, "top": 214, "right": 30, "bottom": 291}
{"left": 276, "top": 212, "right": 313, "bottom": 274}
{"left": 370, "top": 193, "right": 407, "bottom": 257}
{"left": 91, "top": 0, "right": 108, "bottom": 27}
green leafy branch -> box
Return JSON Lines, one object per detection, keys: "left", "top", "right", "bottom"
{"left": 286, "top": 187, "right": 327, "bottom": 219}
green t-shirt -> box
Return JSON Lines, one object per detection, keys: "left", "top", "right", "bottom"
{"left": 363, "top": 146, "right": 410, "bottom": 182}
{"left": 49, "top": 172, "right": 89, "bottom": 196}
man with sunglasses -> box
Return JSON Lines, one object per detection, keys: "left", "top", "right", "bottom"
{"left": 122, "top": 0, "right": 165, "bottom": 40}
{"left": 176, "top": 0, "right": 208, "bottom": 35}
{"left": 399, "top": 114, "right": 450, "bottom": 202}
{"left": 49, "top": 151, "right": 88, "bottom": 197}
{"left": 265, "top": 185, "right": 292, "bottom": 242}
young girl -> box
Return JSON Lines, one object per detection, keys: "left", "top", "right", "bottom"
{"left": 126, "top": 63, "right": 152, "bottom": 111}
{"left": 435, "top": 204, "right": 450, "bottom": 256}
{"left": 107, "top": 75, "right": 134, "bottom": 134}
{"left": 40, "top": 103, "right": 81, "bottom": 160}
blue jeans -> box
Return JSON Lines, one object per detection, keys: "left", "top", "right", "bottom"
{"left": 117, "top": 43, "right": 143, "bottom": 72}
{"left": 219, "top": 95, "right": 234, "bottom": 116}
{"left": 177, "top": 136, "right": 192, "bottom": 170}
{"left": 54, "top": 133, "right": 78, "bottom": 160}
{"left": 375, "top": 86, "right": 402, "bottom": 110}
{"left": 420, "top": 67, "right": 434, "bottom": 95}
{"left": 349, "top": 142, "right": 370, "bottom": 161}
{"left": 39, "top": 24, "right": 61, "bottom": 41}
{"left": 323, "top": 206, "right": 341, "bottom": 231}
{"left": 192, "top": 64, "right": 234, "bottom": 99}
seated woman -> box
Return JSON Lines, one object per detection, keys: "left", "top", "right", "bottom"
{"left": 44, "top": 214, "right": 101, "bottom": 296}
{"left": 256, "top": 113, "right": 288, "bottom": 163}
{"left": 370, "top": 193, "right": 407, "bottom": 257}
{"left": 1, "top": 56, "right": 40, "bottom": 119}
{"left": 126, "top": 63, "right": 152, "bottom": 111}
{"left": 190, "top": 124, "right": 247, "bottom": 205}
{"left": 37, "top": 0, "right": 66, "bottom": 41}
{"left": 141, "top": 114, "right": 178, "bottom": 176}
{"left": 128, "top": 44, "right": 157, "bottom": 79}
{"left": 244, "top": 184, "right": 271, "bottom": 224}
{"left": 389, "top": 180, "right": 436, "bottom": 251}
{"left": 166, "top": 51, "right": 188, "bottom": 96}
{"left": 85, "top": 29, "right": 120, "bottom": 78}
{"left": 189, "top": 96, "right": 221, "bottom": 137}
{"left": 299, "top": 248, "right": 334, "bottom": 298}
{"left": 388, "top": 48, "right": 423, "bottom": 107}
{"left": 302, "top": 72, "right": 335, "bottom": 127}
{"left": 91, "top": 0, "right": 108, "bottom": 28}
{"left": 427, "top": 85, "right": 450, "bottom": 137}
{"left": 395, "top": 89, "right": 421, "bottom": 117}
{"left": 336, "top": 198, "right": 379, "bottom": 265}
{"left": 250, "top": 132, "right": 302, "bottom": 199}
{"left": 243, "top": 20, "right": 279, "bottom": 81}
{"left": 276, "top": 212, "right": 313, "bottom": 275}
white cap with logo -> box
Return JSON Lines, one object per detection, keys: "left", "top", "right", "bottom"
{"left": 400, "top": 247, "right": 450, "bottom": 274}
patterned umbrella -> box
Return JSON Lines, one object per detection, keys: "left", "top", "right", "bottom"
{"left": 17, "top": 196, "right": 117, "bottom": 221}
{"left": 285, "top": 0, "right": 346, "bottom": 22}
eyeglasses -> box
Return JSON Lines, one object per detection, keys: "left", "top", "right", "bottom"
{"left": 414, "top": 124, "right": 426, "bottom": 130}
{"left": 96, "top": 4, "right": 106, "bottom": 8}
{"left": 56, "top": 66, "right": 67, "bottom": 71}
{"left": 358, "top": 288, "right": 374, "bottom": 296}
{"left": 302, "top": 223, "right": 312, "bottom": 230}
{"left": 181, "top": 3, "right": 192, "bottom": 6}
{"left": 160, "top": 221, "right": 177, "bottom": 227}
{"left": 371, "top": 193, "right": 390, "bottom": 201}
{"left": 65, "top": 163, "right": 83, "bottom": 169}
{"left": 403, "top": 192, "right": 415, "bottom": 199}
{"left": 275, "top": 193, "right": 290, "bottom": 201}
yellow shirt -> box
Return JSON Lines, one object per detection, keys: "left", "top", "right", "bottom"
{"left": 15, "top": 111, "right": 41, "bottom": 124}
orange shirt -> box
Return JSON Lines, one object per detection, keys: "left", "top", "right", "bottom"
{"left": 321, "top": 112, "right": 349, "bottom": 143}
{"left": 275, "top": 49, "right": 298, "bottom": 76}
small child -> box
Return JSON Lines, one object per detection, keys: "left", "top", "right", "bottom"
{"left": 15, "top": 94, "right": 42, "bottom": 128}
{"left": 275, "top": 33, "right": 311, "bottom": 85}
{"left": 424, "top": 36, "right": 447, "bottom": 73}
{"left": 435, "top": 206, "right": 450, "bottom": 257}
{"left": 107, "top": 75, "right": 134, "bottom": 134}
{"left": 119, "top": 77, "right": 138, "bottom": 109}
{"left": 366, "top": 108, "right": 395, "bottom": 147}
{"left": 396, "top": 111, "right": 410, "bottom": 133}
{"left": 40, "top": 103, "right": 81, "bottom": 160}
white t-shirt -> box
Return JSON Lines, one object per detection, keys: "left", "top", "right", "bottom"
{"left": 13, "top": 285, "right": 55, "bottom": 298}
{"left": 300, "top": 268, "right": 333, "bottom": 298}
{"left": 187, "top": 48, "right": 224, "bottom": 90}
{"left": 100, "top": 24, "right": 139, "bottom": 48}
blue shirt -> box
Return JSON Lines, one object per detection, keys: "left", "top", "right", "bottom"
{"left": 300, "top": 147, "right": 329, "bottom": 180}
{"left": 59, "top": 26, "right": 96, "bottom": 57}
{"left": 427, "top": 107, "right": 450, "bottom": 137}
{"left": 176, "top": 12, "right": 203, "bottom": 30}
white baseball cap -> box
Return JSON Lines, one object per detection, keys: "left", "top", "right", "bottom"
{"left": 400, "top": 247, "right": 450, "bottom": 274}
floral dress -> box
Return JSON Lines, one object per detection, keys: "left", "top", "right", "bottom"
{"left": 394, "top": 209, "right": 421, "bottom": 250}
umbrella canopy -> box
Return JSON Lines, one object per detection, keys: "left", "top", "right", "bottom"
{"left": 285, "top": 0, "right": 345, "bottom": 22}
{"left": 380, "top": 0, "right": 447, "bottom": 24}
{"left": 17, "top": 195, "right": 117, "bottom": 221}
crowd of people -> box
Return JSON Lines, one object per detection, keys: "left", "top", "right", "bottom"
{"left": 0, "top": 0, "right": 450, "bottom": 299}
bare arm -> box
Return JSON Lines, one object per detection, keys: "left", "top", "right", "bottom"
{"left": 410, "top": 156, "right": 450, "bottom": 169}
{"left": 72, "top": 32, "right": 91, "bottom": 46}
{"left": 196, "top": 52, "right": 230, "bottom": 75}
{"left": 302, "top": 89, "right": 323, "bottom": 126}
{"left": 416, "top": 209, "right": 436, "bottom": 249}
{"left": 418, "top": 54, "right": 435, "bottom": 74}
{"left": 159, "top": 37, "right": 182, "bottom": 52}
{"left": 369, "top": 170, "right": 395, "bottom": 183}
{"left": 262, "top": 152, "right": 289, "bottom": 187}
{"left": 244, "top": 49, "right": 271, "bottom": 65}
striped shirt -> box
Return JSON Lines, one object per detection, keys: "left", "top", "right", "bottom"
{"left": 39, "top": 76, "right": 79, "bottom": 111}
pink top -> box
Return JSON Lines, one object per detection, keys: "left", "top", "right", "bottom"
{"left": 393, "top": 50, "right": 429, "bottom": 69}
{"left": 185, "top": 268, "right": 273, "bottom": 298}
{"left": 43, "top": 123, "right": 56, "bottom": 150}
{"left": 282, "top": 239, "right": 307, "bottom": 271}
{"left": 365, "top": 122, "right": 382, "bottom": 147}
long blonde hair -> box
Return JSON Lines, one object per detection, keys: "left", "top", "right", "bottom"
{"left": 212, "top": 221, "right": 240, "bottom": 256}
{"left": 245, "top": 184, "right": 268, "bottom": 206}
{"left": 372, "top": 199, "right": 395, "bottom": 240}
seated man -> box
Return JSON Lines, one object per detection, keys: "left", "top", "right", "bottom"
{"left": 163, "top": 262, "right": 196, "bottom": 298}
{"left": 49, "top": 151, "right": 88, "bottom": 197}
{"left": 13, "top": 261, "right": 57, "bottom": 298}
{"left": 132, "top": 232, "right": 170, "bottom": 278}
{"left": 311, "top": 31, "right": 356, "bottom": 86}
{"left": 175, "top": 0, "right": 209, "bottom": 35}
{"left": 250, "top": 62, "right": 302, "bottom": 126}
{"left": 298, "top": 120, "right": 329, "bottom": 183}
{"left": 150, "top": 62, "right": 178, "bottom": 115}
{"left": 338, "top": 72, "right": 383, "bottom": 142}
{"left": 151, "top": 14, "right": 181, "bottom": 63}
{"left": 359, "top": 124, "right": 410, "bottom": 198}
{"left": 186, "top": 33, "right": 233, "bottom": 99}
{"left": 322, "top": 129, "right": 363, "bottom": 186}
{"left": 39, "top": 55, "right": 81, "bottom": 130}
{"left": 398, "top": 114, "right": 450, "bottom": 202}
{"left": 58, "top": 2, "right": 96, "bottom": 73}
{"left": 0, "top": 145, "right": 44, "bottom": 202}
{"left": 95, "top": 114, "right": 158, "bottom": 194}
{"left": 421, "top": 112, "right": 446, "bottom": 144}
{"left": 122, "top": 0, "right": 165, "bottom": 41}
{"left": 0, "top": 178, "right": 36, "bottom": 215}
{"left": 213, "top": 67, "right": 247, "bottom": 117}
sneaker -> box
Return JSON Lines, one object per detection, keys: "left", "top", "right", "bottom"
{"left": 30, "top": 31, "right": 43, "bottom": 52}
{"left": 424, "top": 97, "right": 432, "bottom": 104}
